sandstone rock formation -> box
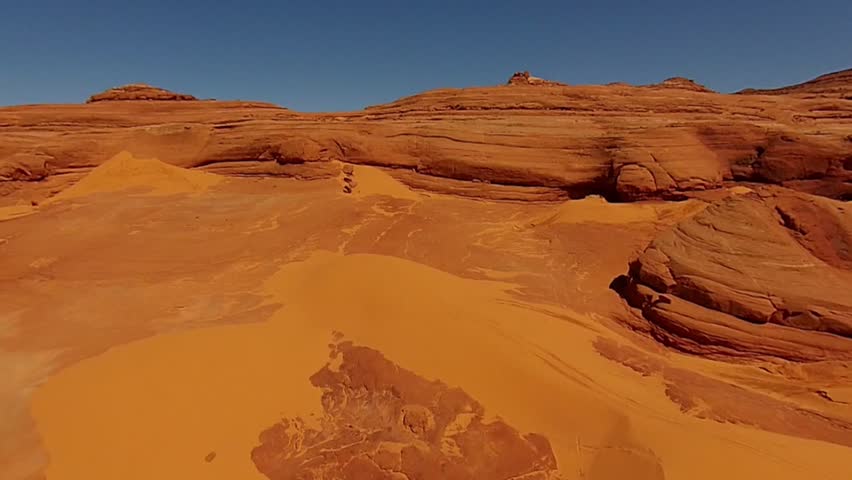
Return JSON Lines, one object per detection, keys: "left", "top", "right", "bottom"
{"left": 2, "top": 71, "right": 851, "bottom": 206}
{"left": 648, "top": 77, "right": 714, "bottom": 93}
{"left": 614, "top": 187, "right": 852, "bottom": 361}
{"left": 507, "top": 71, "right": 566, "bottom": 86}
{"left": 86, "top": 83, "right": 197, "bottom": 103}
{"left": 252, "top": 341, "right": 559, "bottom": 480}
{"left": 738, "top": 68, "right": 852, "bottom": 98}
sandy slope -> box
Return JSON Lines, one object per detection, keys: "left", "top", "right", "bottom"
{"left": 45, "top": 151, "right": 222, "bottom": 203}
{"left": 0, "top": 156, "right": 849, "bottom": 480}
{"left": 0, "top": 204, "right": 37, "bottom": 222}
{"left": 348, "top": 164, "right": 421, "bottom": 201}
{"left": 26, "top": 252, "right": 852, "bottom": 480}
{"left": 529, "top": 195, "right": 707, "bottom": 226}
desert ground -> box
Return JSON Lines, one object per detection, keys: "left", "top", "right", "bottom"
{"left": 1, "top": 71, "right": 851, "bottom": 480}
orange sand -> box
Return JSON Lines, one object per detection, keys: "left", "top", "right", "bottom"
{"left": 46, "top": 151, "right": 222, "bottom": 204}
{"left": 0, "top": 204, "right": 38, "bottom": 222}
{"left": 31, "top": 321, "right": 328, "bottom": 480}
{"left": 532, "top": 195, "right": 707, "bottom": 226}
{"left": 350, "top": 165, "right": 420, "bottom": 200}
{"left": 30, "top": 252, "right": 852, "bottom": 480}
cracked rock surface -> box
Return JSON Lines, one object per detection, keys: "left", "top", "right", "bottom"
{"left": 252, "top": 341, "right": 561, "bottom": 480}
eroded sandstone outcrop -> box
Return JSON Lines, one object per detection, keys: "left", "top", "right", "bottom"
{"left": 2, "top": 69, "right": 851, "bottom": 205}
{"left": 86, "top": 83, "right": 198, "bottom": 103}
{"left": 252, "top": 341, "right": 560, "bottom": 480}
{"left": 507, "top": 71, "right": 567, "bottom": 86}
{"left": 649, "top": 77, "right": 715, "bottom": 93}
{"left": 614, "top": 187, "right": 852, "bottom": 362}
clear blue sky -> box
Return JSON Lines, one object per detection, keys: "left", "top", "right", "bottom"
{"left": 1, "top": 0, "right": 850, "bottom": 111}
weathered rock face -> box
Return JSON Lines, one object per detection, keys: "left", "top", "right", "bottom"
{"left": 2, "top": 70, "right": 851, "bottom": 206}
{"left": 86, "top": 83, "right": 198, "bottom": 103}
{"left": 615, "top": 188, "right": 852, "bottom": 362}
{"left": 506, "top": 71, "right": 566, "bottom": 86}
{"left": 738, "top": 68, "right": 852, "bottom": 98}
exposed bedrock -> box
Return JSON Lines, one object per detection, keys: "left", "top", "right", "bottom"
{"left": 2, "top": 79, "right": 851, "bottom": 202}
{"left": 614, "top": 187, "right": 852, "bottom": 361}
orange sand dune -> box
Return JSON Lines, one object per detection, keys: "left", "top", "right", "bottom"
{"left": 27, "top": 251, "right": 852, "bottom": 480}
{"left": 530, "top": 195, "right": 707, "bottom": 227}
{"left": 46, "top": 151, "right": 222, "bottom": 204}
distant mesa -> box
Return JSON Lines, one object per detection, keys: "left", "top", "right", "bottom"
{"left": 737, "top": 68, "right": 852, "bottom": 97}
{"left": 86, "top": 83, "right": 198, "bottom": 103}
{"left": 507, "top": 71, "right": 566, "bottom": 86}
{"left": 506, "top": 71, "right": 712, "bottom": 92}
{"left": 648, "top": 77, "right": 715, "bottom": 93}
